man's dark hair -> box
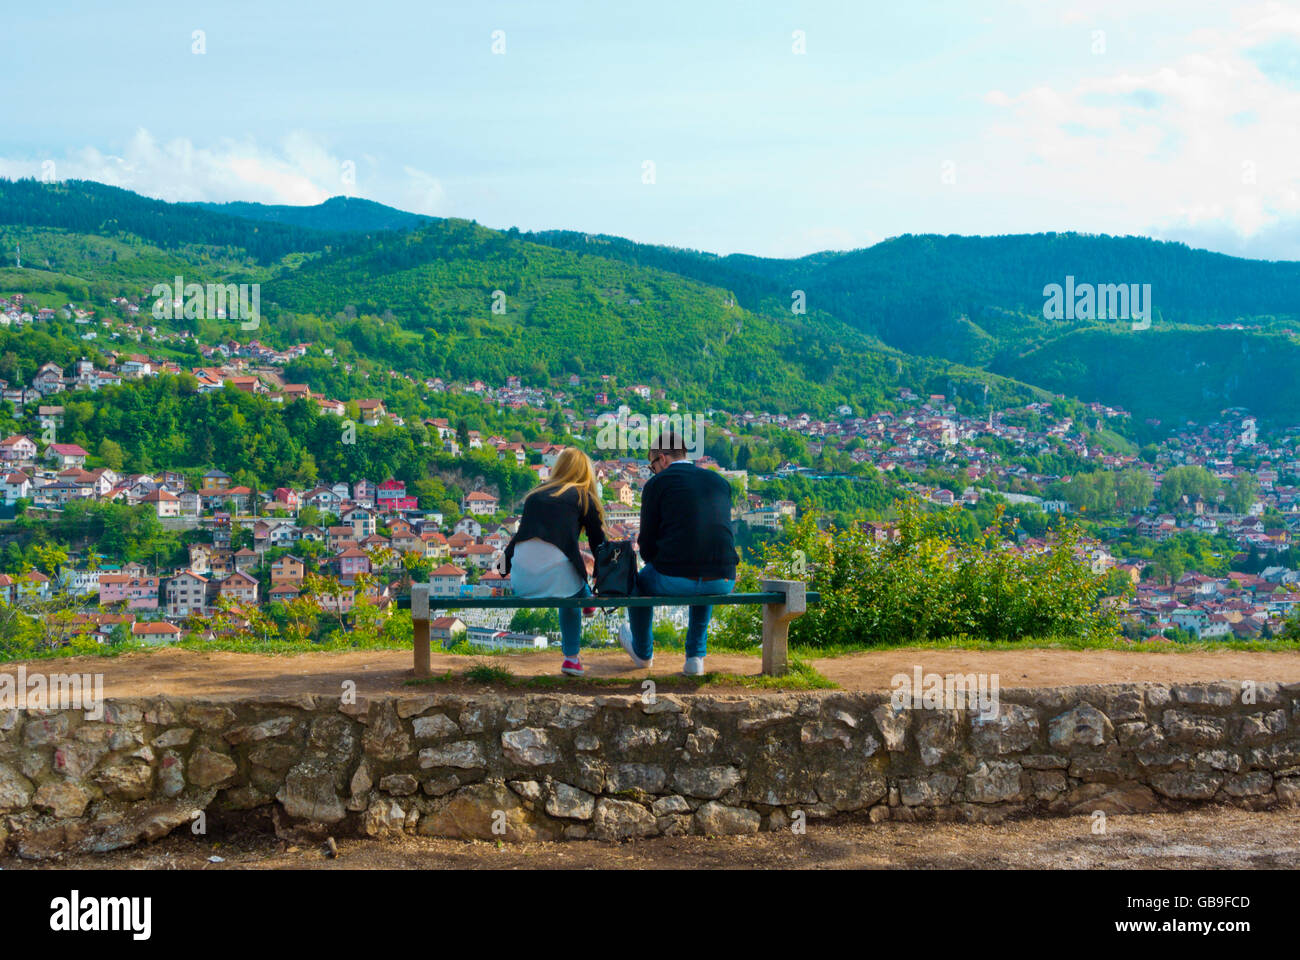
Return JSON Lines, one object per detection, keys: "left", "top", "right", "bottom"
{"left": 650, "top": 426, "right": 686, "bottom": 459}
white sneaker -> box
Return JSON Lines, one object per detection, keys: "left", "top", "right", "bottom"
{"left": 618, "top": 623, "right": 652, "bottom": 669}
{"left": 683, "top": 657, "right": 705, "bottom": 676}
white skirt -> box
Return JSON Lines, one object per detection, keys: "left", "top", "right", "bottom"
{"left": 510, "top": 538, "right": 584, "bottom": 598}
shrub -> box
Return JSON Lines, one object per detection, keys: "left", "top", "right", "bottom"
{"left": 713, "top": 500, "right": 1118, "bottom": 648}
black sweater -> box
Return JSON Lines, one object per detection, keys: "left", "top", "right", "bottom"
{"left": 503, "top": 485, "right": 606, "bottom": 585}
{"left": 637, "top": 461, "right": 739, "bottom": 580}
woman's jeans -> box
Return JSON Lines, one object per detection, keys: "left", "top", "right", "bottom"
{"left": 558, "top": 584, "right": 592, "bottom": 658}
{"left": 627, "top": 563, "right": 735, "bottom": 660}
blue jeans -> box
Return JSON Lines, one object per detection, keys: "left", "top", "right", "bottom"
{"left": 628, "top": 563, "right": 735, "bottom": 660}
{"left": 558, "top": 584, "right": 591, "bottom": 658}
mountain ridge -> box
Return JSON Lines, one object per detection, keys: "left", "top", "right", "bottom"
{"left": 4, "top": 178, "right": 1300, "bottom": 425}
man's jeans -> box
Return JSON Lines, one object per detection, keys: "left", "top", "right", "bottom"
{"left": 628, "top": 563, "right": 735, "bottom": 660}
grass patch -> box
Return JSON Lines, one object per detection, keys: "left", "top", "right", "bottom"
{"left": 407, "top": 656, "right": 835, "bottom": 691}
{"left": 462, "top": 661, "right": 514, "bottom": 683}
{"left": 0, "top": 633, "right": 418, "bottom": 663}
{"left": 696, "top": 657, "right": 835, "bottom": 690}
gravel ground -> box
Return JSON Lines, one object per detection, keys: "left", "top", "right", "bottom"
{"left": 4, "top": 805, "right": 1296, "bottom": 870}
{"left": 5, "top": 646, "right": 1300, "bottom": 698}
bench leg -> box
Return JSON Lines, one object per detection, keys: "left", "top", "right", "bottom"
{"left": 759, "top": 578, "right": 807, "bottom": 677}
{"left": 761, "top": 604, "right": 790, "bottom": 676}
{"left": 413, "top": 618, "right": 431, "bottom": 678}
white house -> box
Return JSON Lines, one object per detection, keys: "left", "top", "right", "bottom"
{"left": 1, "top": 471, "right": 32, "bottom": 504}
{"left": 454, "top": 516, "right": 482, "bottom": 538}
{"left": 0, "top": 435, "right": 37, "bottom": 464}
{"left": 429, "top": 563, "right": 467, "bottom": 598}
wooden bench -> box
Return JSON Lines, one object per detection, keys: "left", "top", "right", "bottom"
{"left": 408, "top": 579, "right": 816, "bottom": 678}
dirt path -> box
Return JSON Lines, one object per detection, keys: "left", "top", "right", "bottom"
{"left": 4, "top": 806, "right": 1295, "bottom": 870}
{"left": 3, "top": 646, "right": 1300, "bottom": 699}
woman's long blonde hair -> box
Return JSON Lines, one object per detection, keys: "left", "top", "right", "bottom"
{"left": 528, "top": 447, "right": 605, "bottom": 525}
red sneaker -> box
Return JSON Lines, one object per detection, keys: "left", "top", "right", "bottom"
{"left": 560, "top": 658, "right": 585, "bottom": 677}
{"left": 582, "top": 606, "right": 596, "bottom": 617}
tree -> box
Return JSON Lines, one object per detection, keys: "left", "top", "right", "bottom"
{"left": 1115, "top": 469, "right": 1154, "bottom": 512}
{"left": 28, "top": 542, "right": 67, "bottom": 576}
{"left": 97, "top": 438, "right": 125, "bottom": 471}
{"left": 1225, "top": 472, "right": 1259, "bottom": 514}
{"left": 1151, "top": 540, "right": 1188, "bottom": 584}
{"left": 1159, "top": 465, "right": 1219, "bottom": 512}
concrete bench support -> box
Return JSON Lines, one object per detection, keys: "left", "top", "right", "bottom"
{"left": 760, "top": 578, "right": 807, "bottom": 677}
{"left": 412, "top": 585, "right": 432, "bottom": 679}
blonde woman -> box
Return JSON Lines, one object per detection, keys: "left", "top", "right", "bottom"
{"left": 502, "top": 447, "right": 606, "bottom": 676}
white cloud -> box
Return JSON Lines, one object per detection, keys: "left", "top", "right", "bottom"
{"left": 979, "top": 3, "right": 1300, "bottom": 256}
{"left": 400, "top": 166, "right": 446, "bottom": 217}
{"left": 0, "top": 129, "right": 444, "bottom": 215}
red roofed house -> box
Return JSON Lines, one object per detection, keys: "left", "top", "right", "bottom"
{"left": 273, "top": 487, "right": 301, "bottom": 511}
{"left": 462, "top": 490, "right": 499, "bottom": 515}
{"left": 333, "top": 547, "right": 372, "bottom": 577}
{"left": 143, "top": 488, "right": 180, "bottom": 517}
{"left": 132, "top": 621, "right": 182, "bottom": 644}
{"left": 99, "top": 575, "right": 159, "bottom": 611}
{"left": 421, "top": 530, "right": 449, "bottom": 559}
{"left": 2, "top": 471, "right": 32, "bottom": 503}
{"left": 429, "top": 563, "right": 467, "bottom": 598}
{"left": 44, "top": 443, "right": 89, "bottom": 468}
{"left": 0, "top": 435, "right": 37, "bottom": 464}
{"left": 357, "top": 399, "right": 387, "bottom": 425}
{"left": 431, "top": 615, "right": 467, "bottom": 646}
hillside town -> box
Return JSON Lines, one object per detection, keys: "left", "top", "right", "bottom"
{"left": 4, "top": 293, "right": 1300, "bottom": 647}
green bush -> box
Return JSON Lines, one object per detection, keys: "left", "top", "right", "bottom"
{"left": 714, "top": 500, "right": 1118, "bottom": 649}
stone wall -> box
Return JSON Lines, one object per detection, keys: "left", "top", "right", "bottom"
{"left": 2, "top": 681, "right": 1298, "bottom": 858}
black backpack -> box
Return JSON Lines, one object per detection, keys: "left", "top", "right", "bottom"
{"left": 592, "top": 540, "right": 637, "bottom": 595}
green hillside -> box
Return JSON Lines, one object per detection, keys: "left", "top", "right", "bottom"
{"left": 190, "top": 195, "right": 431, "bottom": 234}
{"left": 524, "top": 230, "right": 1300, "bottom": 424}
{"left": 12, "top": 178, "right": 1300, "bottom": 425}
{"left": 264, "top": 218, "right": 993, "bottom": 414}
{"left": 0, "top": 179, "right": 339, "bottom": 265}
{"left": 0, "top": 179, "right": 1046, "bottom": 418}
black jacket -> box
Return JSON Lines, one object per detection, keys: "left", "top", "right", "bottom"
{"left": 503, "top": 485, "right": 606, "bottom": 585}
{"left": 637, "top": 461, "right": 739, "bottom": 580}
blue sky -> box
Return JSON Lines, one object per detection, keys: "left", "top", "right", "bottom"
{"left": 7, "top": 0, "right": 1300, "bottom": 259}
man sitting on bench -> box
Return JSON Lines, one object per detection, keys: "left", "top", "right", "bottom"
{"left": 619, "top": 427, "right": 739, "bottom": 675}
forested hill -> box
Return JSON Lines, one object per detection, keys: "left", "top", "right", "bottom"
{"left": 522, "top": 229, "right": 1300, "bottom": 424}
{"left": 528, "top": 231, "right": 1300, "bottom": 348}
{"left": 190, "top": 195, "right": 431, "bottom": 233}
{"left": 0, "top": 179, "right": 1044, "bottom": 417}
{"left": 265, "top": 217, "right": 1013, "bottom": 414}
{"left": 7, "top": 178, "right": 1300, "bottom": 424}
{"left": 0, "top": 178, "right": 340, "bottom": 264}
{"left": 760, "top": 233, "right": 1300, "bottom": 349}
{"left": 524, "top": 229, "right": 790, "bottom": 315}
